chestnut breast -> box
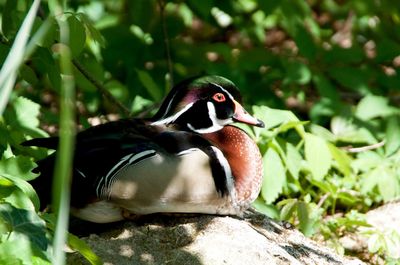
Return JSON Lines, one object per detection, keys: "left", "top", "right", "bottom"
{"left": 203, "top": 126, "right": 263, "bottom": 203}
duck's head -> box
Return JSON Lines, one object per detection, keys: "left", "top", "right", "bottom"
{"left": 151, "top": 76, "right": 264, "bottom": 133}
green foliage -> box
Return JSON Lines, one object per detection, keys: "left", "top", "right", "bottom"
{"left": 0, "top": 0, "right": 400, "bottom": 264}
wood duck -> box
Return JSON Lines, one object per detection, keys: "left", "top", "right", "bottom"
{"left": 24, "top": 75, "right": 265, "bottom": 223}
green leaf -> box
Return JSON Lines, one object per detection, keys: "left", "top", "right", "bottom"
{"left": 328, "top": 144, "right": 352, "bottom": 177}
{"left": 261, "top": 148, "right": 286, "bottom": 204}
{"left": 0, "top": 156, "right": 38, "bottom": 181}
{"left": 0, "top": 203, "right": 49, "bottom": 252}
{"left": 6, "top": 96, "right": 47, "bottom": 137}
{"left": 76, "top": 13, "right": 105, "bottom": 46}
{"left": 0, "top": 179, "right": 35, "bottom": 210}
{"left": 0, "top": 235, "right": 32, "bottom": 265}
{"left": 360, "top": 167, "right": 381, "bottom": 195}
{"left": 68, "top": 233, "right": 102, "bottom": 265}
{"left": 385, "top": 116, "right": 400, "bottom": 156}
{"left": 355, "top": 95, "right": 398, "bottom": 120}
{"left": 67, "top": 15, "right": 87, "bottom": 58}
{"left": 136, "top": 70, "right": 162, "bottom": 101}
{"left": 285, "top": 142, "right": 302, "bottom": 179}
{"left": 297, "top": 202, "right": 313, "bottom": 236}
{"left": 279, "top": 199, "right": 298, "bottom": 220}
{"left": 283, "top": 61, "right": 311, "bottom": 85}
{"left": 378, "top": 168, "right": 400, "bottom": 202}
{"left": 252, "top": 106, "right": 305, "bottom": 138}
{"left": 1, "top": 174, "right": 40, "bottom": 211}
{"left": 305, "top": 133, "right": 331, "bottom": 180}
{"left": 19, "top": 64, "right": 38, "bottom": 85}
{"left": 252, "top": 197, "right": 280, "bottom": 219}
{"left": 331, "top": 116, "right": 377, "bottom": 144}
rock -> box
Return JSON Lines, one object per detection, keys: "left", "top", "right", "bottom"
{"left": 67, "top": 212, "right": 364, "bottom": 265}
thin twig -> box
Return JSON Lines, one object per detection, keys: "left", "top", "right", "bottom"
{"left": 343, "top": 140, "right": 386, "bottom": 153}
{"left": 317, "top": 193, "right": 330, "bottom": 208}
{"left": 72, "top": 59, "right": 131, "bottom": 117}
{"left": 158, "top": 0, "right": 174, "bottom": 89}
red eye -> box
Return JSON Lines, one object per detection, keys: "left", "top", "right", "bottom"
{"left": 212, "top": 93, "right": 226, "bottom": 102}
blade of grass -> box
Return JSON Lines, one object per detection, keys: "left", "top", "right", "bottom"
{"left": 0, "top": 0, "right": 42, "bottom": 115}
{"left": 49, "top": 1, "right": 76, "bottom": 265}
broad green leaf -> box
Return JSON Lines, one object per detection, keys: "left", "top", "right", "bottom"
{"left": 297, "top": 202, "right": 313, "bottom": 236}
{"left": 76, "top": 13, "right": 105, "bottom": 46}
{"left": 305, "top": 133, "right": 331, "bottom": 181}
{"left": 0, "top": 203, "right": 49, "bottom": 252}
{"left": 68, "top": 233, "right": 102, "bottom": 265}
{"left": 328, "top": 144, "right": 352, "bottom": 177}
{"left": 0, "top": 182, "right": 35, "bottom": 210}
{"left": 385, "top": 116, "right": 400, "bottom": 156}
{"left": 283, "top": 61, "right": 311, "bottom": 85}
{"left": 355, "top": 95, "right": 398, "bottom": 120}
{"left": 360, "top": 167, "right": 381, "bottom": 195}
{"left": 378, "top": 168, "right": 400, "bottom": 202}
{"left": 279, "top": 199, "right": 298, "bottom": 220}
{"left": 0, "top": 156, "right": 38, "bottom": 181}
{"left": 329, "top": 66, "right": 370, "bottom": 94}
{"left": 337, "top": 190, "right": 359, "bottom": 206}
{"left": 285, "top": 142, "right": 302, "bottom": 179}
{"left": 252, "top": 197, "right": 280, "bottom": 219}
{"left": 331, "top": 116, "right": 377, "bottom": 144}
{"left": 309, "top": 124, "right": 335, "bottom": 142}
{"left": 351, "top": 151, "right": 385, "bottom": 173}
{"left": 252, "top": 106, "right": 305, "bottom": 138}
{"left": 104, "top": 80, "right": 129, "bottom": 101}
{"left": 7, "top": 96, "right": 47, "bottom": 137}
{"left": 67, "top": 15, "right": 87, "bottom": 58}
{"left": 1, "top": 174, "right": 40, "bottom": 211}
{"left": 136, "top": 70, "right": 162, "bottom": 101}
{"left": 19, "top": 64, "right": 38, "bottom": 85}
{"left": 261, "top": 148, "right": 286, "bottom": 204}
{"left": 0, "top": 235, "right": 32, "bottom": 265}
{"left": 131, "top": 95, "right": 154, "bottom": 114}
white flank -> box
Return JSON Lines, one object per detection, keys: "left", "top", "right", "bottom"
{"left": 96, "top": 150, "right": 156, "bottom": 197}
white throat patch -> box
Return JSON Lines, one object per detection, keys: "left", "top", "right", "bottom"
{"left": 187, "top": 102, "right": 232, "bottom": 134}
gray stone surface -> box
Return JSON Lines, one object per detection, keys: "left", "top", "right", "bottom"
{"left": 67, "top": 213, "right": 364, "bottom": 265}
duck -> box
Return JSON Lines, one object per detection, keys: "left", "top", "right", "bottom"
{"left": 23, "top": 75, "right": 265, "bottom": 223}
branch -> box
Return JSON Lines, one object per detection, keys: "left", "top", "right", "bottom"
{"left": 343, "top": 140, "right": 385, "bottom": 153}
{"left": 72, "top": 59, "right": 131, "bottom": 117}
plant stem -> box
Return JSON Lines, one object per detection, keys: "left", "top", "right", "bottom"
{"left": 50, "top": 1, "right": 76, "bottom": 264}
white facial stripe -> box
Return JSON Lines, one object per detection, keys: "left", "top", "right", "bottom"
{"left": 210, "top": 82, "right": 234, "bottom": 101}
{"left": 151, "top": 102, "right": 194, "bottom": 126}
{"left": 188, "top": 102, "right": 232, "bottom": 134}
{"left": 210, "top": 146, "right": 236, "bottom": 198}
